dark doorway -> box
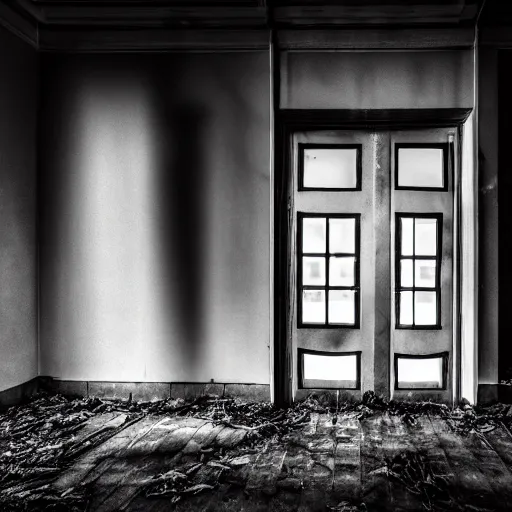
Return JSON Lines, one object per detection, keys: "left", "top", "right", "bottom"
{"left": 498, "top": 51, "right": 512, "bottom": 382}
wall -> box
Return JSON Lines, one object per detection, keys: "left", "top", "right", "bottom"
{"left": 281, "top": 50, "right": 474, "bottom": 109}
{"left": 39, "top": 52, "right": 271, "bottom": 385}
{"left": 0, "top": 26, "right": 38, "bottom": 392}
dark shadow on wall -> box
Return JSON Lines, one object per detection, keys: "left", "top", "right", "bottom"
{"left": 150, "top": 73, "right": 208, "bottom": 371}
{"left": 38, "top": 56, "right": 77, "bottom": 374}
{"left": 146, "top": 54, "right": 264, "bottom": 377}
{"left": 145, "top": 53, "right": 267, "bottom": 379}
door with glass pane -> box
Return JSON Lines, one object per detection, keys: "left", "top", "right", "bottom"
{"left": 290, "top": 128, "right": 457, "bottom": 403}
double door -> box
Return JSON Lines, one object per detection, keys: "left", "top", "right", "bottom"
{"left": 289, "top": 129, "right": 457, "bottom": 403}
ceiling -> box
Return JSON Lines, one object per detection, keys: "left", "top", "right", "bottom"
{"left": 5, "top": 0, "right": 483, "bottom": 29}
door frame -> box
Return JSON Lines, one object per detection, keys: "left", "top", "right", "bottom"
{"left": 273, "top": 108, "right": 474, "bottom": 406}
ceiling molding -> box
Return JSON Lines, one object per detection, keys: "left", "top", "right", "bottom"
{"left": 12, "top": 1, "right": 269, "bottom": 29}
{"left": 279, "top": 28, "right": 476, "bottom": 51}
{"left": 39, "top": 5, "right": 268, "bottom": 28}
{"left": 38, "top": 25, "right": 477, "bottom": 53}
{"left": 0, "top": 2, "right": 37, "bottom": 47}
{"left": 0, "top": 1, "right": 486, "bottom": 51}
{"left": 7, "top": 1, "right": 483, "bottom": 29}
{"left": 39, "top": 28, "right": 271, "bottom": 52}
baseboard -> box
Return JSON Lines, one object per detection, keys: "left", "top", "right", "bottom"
{"left": 2, "top": 380, "right": 507, "bottom": 406}
{"left": 0, "top": 377, "right": 40, "bottom": 408}
{"left": 42, "top": 379, "right": 271, "bottom": 402}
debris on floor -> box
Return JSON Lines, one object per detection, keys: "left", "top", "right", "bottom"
{"left": 382, "top": 451, "right": 452, "bottom": 511}
{"left": 300, "top": 391, "right": 512, "bottom": 437}
{"left": 1, "top": 391, "right": 512, "bottom": 511}
{"left": 327, "top": 501, "right": 367, "bottom": 512}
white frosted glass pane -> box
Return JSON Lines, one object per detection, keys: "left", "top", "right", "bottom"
{"left": 328, "top": 290, "right": 355, "bottom": 325}
{"left": 329, "top": 257, "right": 355, "bottom": 286}
{"left": 398, "top": 147, "right": 444, "bottom": 188}
{"left": 399, "top": 291, "right": 413, "bottom": 325}
{"left": 397, "top": 356, "right": 443, "bottom": 388}
{"left": 303, "top": 218, "right": 326, "bottom": 253}
{"left": 400, "top": 259, "right": 413, "bottom": 287}
{"left": 401, "top": 218, "right": 414, "bottom": 256}
{"left": 303, "top": 148, "right": 358, "bottom": 189}
{"left": 303, "top": 257, "right": 326, "bottom": 286}
{"left": 415, "top": 260, "right": 436, "bottom": 288}
{"left": 303, "top": 353, "right": 357, "bottom": 381}
{"left": 302, "top": 290, "right": 325, "bottom": 324}
{"left": 329, "top": 218, "right": 356, "bottom": 254}
{"left": 415, "top": 291, "right": 437, "bottom": 325}
{"left": 415, "top": 218, "right": 437, "bottom": 256}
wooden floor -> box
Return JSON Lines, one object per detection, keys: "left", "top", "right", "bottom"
{"left": 51, "top": 411, "right": 512, "bottom": 511}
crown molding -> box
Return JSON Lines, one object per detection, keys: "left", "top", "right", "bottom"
{"left": 38, "top": 26, "right": 476, "bottom": 53}
{"left": 10, "top": 1, "right": 268, "bottom": 29}
{"left": 272, "top": 1, "right": 479, "bottom": 27}
{"left": 0, "top": 1, "right": 484, "bottom": 52}
{"left": 39, "top": 5, "right": 267, "bottom": 28}
{"left": 39, "top": 28, "right": 271, "bottom": 52}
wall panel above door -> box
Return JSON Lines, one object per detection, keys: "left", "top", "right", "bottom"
{"left": 280, "top": 50, "right": 475, "bottom": 110}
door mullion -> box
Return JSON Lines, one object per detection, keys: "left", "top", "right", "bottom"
{"left": 373, "top": 131, "right": 392, "bottom": 397}
{"left": 412, "top": 218, "right": 416, "bottom": 327}
{"left": 326, "top": 218, "right": 330, "bottom": 325}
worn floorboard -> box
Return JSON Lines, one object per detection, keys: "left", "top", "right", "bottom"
{"left": 94, "top": 418, "right": 206, "bottom": 511}
{"left": 41, "top": 411, "right": 512, "bottom": 511}
{"left": 360, "top": 414, "right": 393, "bottom": 511}
{"left": 298, "top": 414, "right": 337, "bottom": 512}
{"left": 332, "top": 415, "right": 361, "bottom": 504}
{"left": 483, "top": 423, "right": 512, "bottom": 472}
{"left": 466, "top": 426, "right": 512, "bottom": 510}
{"left": 428, "top": 414, "right": 501, "bottom": 511}
{"left": 381, "top": 414, "right": 425, "bottom": 512}
{"left": 53, "top": 414, "right": 154, "bottom": 492}
{"left": 404, "top": 415, "right": 457, "bottom": 509}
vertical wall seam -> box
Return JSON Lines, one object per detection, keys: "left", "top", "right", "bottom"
{"left": 269, "top": 28, "right": 275, "bottom": 403}
{"left": 35, "top": 46, "right": 42, "bottom": 379}
{"left": 474, "top": 28, "right": 480, "bottom": 402}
